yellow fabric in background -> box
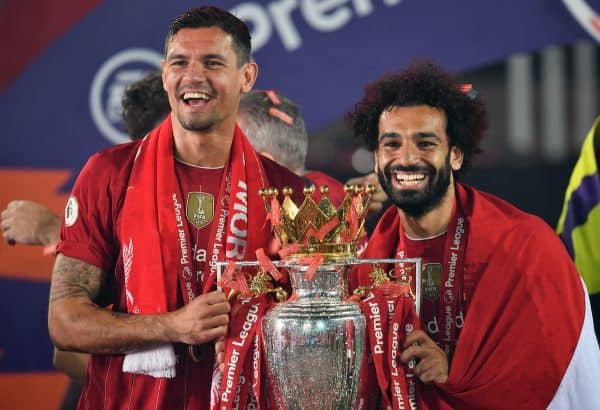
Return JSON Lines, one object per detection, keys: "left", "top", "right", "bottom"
{"left": 557, "top": 117, "right": 600, "bottom": 294}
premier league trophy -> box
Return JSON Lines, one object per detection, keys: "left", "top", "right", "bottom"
{"left": 260, "top": 184, "right": 368, "bottom": 409}
{"left": 259, "top": 185, "right": 421, "bottom": 409}
{"left": 216, "top": 185, "right": 421, "bottom": 409}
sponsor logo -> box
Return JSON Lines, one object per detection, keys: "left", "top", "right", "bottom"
{"left": 89, "top": 48, "right": 162, "bottom": 145}
{"left": 186, "top": 192, "right": 214, "bottom": 229}
{"left": 64, "top": 196, "right": 79, "bottom": 227}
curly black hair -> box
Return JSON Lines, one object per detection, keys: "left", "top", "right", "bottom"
{"left": 346, "top": 60, "right": 487, "bottom": 178}
{"left": 121, "top": 71, "right": 170, "bottom": 140}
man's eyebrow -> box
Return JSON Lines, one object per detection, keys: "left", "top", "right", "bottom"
{"left": 379, "top": 131, "right": 401, "bottom": 141}
{"left": 203, "top": 53, "right": 226, "bottom": 60}
{"left": 166, "top": 53, "right": 187, "bottom": 61}
{"left": 415, "top": 132, "right": 441, "bottom": 141}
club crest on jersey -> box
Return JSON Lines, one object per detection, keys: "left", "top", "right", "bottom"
{"left": 186, "top": 192, "right": 214, "bottom": 229}
{"left": 422, "top": 263, "right": 442, "bottom": 302}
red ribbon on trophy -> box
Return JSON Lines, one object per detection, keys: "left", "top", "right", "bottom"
{"left": 218, "top": 295, "right": 270, "bottom": 409}
{"left": 357, "top": 288, "right": 421, "bottom": 410}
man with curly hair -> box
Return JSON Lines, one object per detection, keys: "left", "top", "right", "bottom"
{"left": 348, "top": 61, "right": 600, "bottom": 409}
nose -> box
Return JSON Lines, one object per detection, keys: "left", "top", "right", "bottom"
{"left": 396, "top": 142, "right": 418, "bottom": 165}
{"left": 183, "top": 60, "right": 207, "bottom": 81}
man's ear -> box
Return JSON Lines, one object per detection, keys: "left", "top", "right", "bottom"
{"left": 240, "top": 61, "right": 258, "bottom": 93}
{"left": 450, "top": 146, "right": 464, "bottom": 171}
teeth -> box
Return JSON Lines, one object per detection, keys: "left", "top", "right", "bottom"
{"left": 393, "top": 172, "right": 425, "bottom": 185}
{"left": 183, "top": 92, "right": 210, "bottom": 101}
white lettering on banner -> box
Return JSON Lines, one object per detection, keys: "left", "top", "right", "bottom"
{"left": 233, "top": 375, "right": 246, "bottom": 408}
{"left": 252, "top": 334, "right": 260, "bottom": 387}
{"left": 446, "top": 217, "right": 464, "bottom": 288}
{"left": 427, "top": 316, "right": 439, "bottom": 334}
{"left": 390, "top": 324, "right": 404, "bottom": 408}
{"left": 232, "top": 304, "right": 259, "bottom": 347}
{"left": 210, "top": 175, "right": 230, "bottom": 277}
{"left": 456, "top": 310, "right": 464, "bottom": 328}
{"left": 192, "top": 245, "right": 207, "bottom": 262}
{"left": 428, "top": 312, "right": 464, "bottom": 334}
{"left": 222, "top": 349, "right": 240, "bottom": 402}
{"left": 404, "top": 323, "right": 418, "bottom": 410}
{"left": 221, "top": 303, "right": 259, "bottom": 404}
{"left": 226, "top": 180, "right": 249, "bottom": 259}
{"left": 443, "top": 304, "right": 452, "bottom": 342}
{"left": 186, "top": 281, "right": 194, "bottom": 301}
{"left": 173, "top": 194, "right": 189, "bottom": 265}
{"left": 408, "top": 378, "right": 417, "bottom": 410}
{"left": 368, "top": 302, "right": 384, "bottom": 354}
{"left": 231, "top": 0, "right": 403, "bottom": 52}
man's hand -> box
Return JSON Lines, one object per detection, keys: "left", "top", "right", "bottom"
{"left": 169, "top": 290, "right": 230, "bottom": 345}
{"left": 401, "top": 330, "right": 448, "bottom": 384}
{"left": 346, "top": 173, "right": 387, "bottom": 217}
{"left": 1, "top": 200, "right": 61, "bottom": 246}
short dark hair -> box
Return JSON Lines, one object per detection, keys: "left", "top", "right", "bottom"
{"left": 121, "top": 71, "right": 170, "bottom": 140}
{"left": 347, "top": 60, "right": 487, "bottom": 178}
{"left": 238, "top": 90, "right": 308, "bottom": 173}
{"left": 164, "top": 6, "right": 251, "bottom": 67}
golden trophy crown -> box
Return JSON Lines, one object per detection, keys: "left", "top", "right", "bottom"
{"left": 260, "top": 184, "right": 375, "bottom": 260}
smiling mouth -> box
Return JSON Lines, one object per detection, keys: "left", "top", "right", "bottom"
{"left": 392, "top": 171, "right": 426, "bottom": 186}
{"left": 181, "top": 91, "right": 211, "bottom": 106}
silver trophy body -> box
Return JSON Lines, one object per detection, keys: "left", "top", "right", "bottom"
{"left": 262, "top": 262, "right": 365, "bottom": 409}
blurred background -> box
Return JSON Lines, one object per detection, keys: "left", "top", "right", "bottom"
{"left": 1, "top": 0, "right": 599, "bottom": 408}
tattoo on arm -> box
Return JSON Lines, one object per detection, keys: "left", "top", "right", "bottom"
{"left": 50, "top": 254, "right": 105, "bottom": 304}
{"left": 49, "top": 254, "right": 171, "bottom": 353}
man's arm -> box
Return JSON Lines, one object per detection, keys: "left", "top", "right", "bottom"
{"left": 48, "top": 254, "right": 230, "bottom": 354}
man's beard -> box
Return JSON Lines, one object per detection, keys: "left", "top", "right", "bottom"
{"left": 176, "top": 112, "right": 215, "bottom": 132}
{"left": 377, "top": 154, "right": 452, "bottom": 218}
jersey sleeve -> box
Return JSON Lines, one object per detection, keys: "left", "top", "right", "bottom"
{"left": 57, "top": 152, "right": 120, "bottom": 272}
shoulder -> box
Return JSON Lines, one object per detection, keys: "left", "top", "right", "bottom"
{"left": 72, "top": 140, "right": 142, "bottom": 213}
{"left": 79, "top": 140, "right": 142, "bottom": 182}
{"left": 462, "top": 185, "right": 579, "bottom": 294}
{"left": 463, "top": 183, "right": 569, "bottom": 260}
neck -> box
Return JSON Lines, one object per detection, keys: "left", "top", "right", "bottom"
{"left": 399, "top": 183, "right": 456, "bottom": 239}
{"left": 172, "top": 121, "right": 235, "bottom": 168}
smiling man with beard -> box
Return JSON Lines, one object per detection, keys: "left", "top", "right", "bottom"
{"left": 348, "top": 61, "right": 600, "bottom": 409}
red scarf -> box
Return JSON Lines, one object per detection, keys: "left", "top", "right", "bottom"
{"left": 353, "top": 183, "right": 585, "bottom": 409}
{"left": 120, "top": 115, "right": 271, "bottom": 378}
